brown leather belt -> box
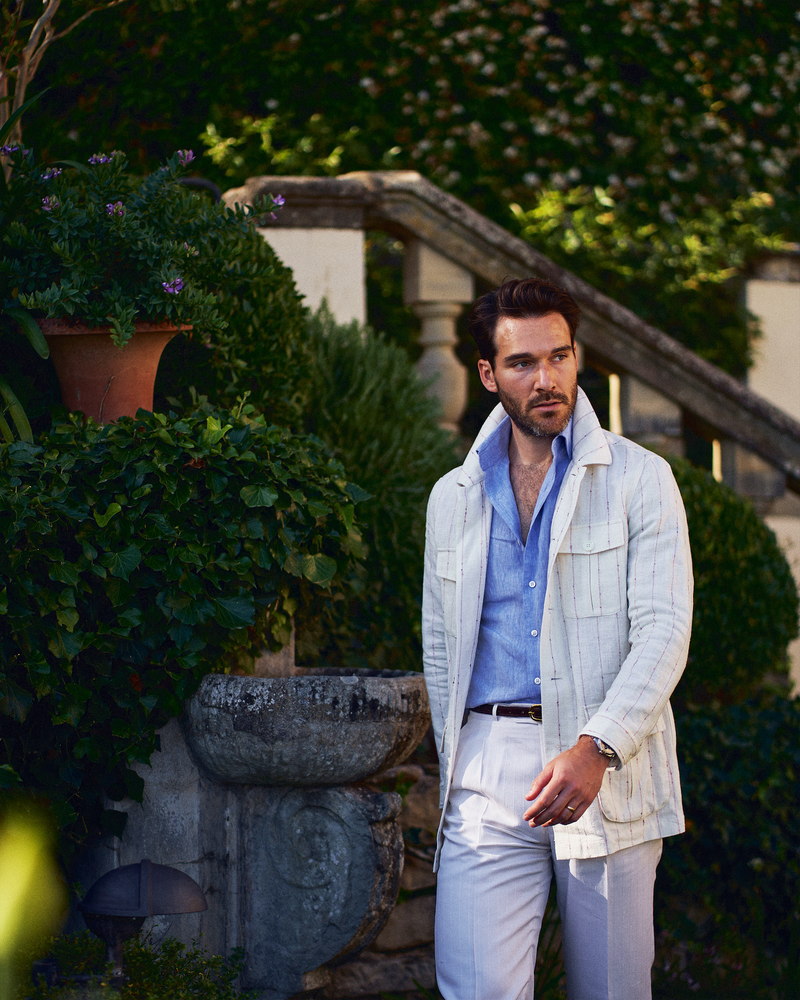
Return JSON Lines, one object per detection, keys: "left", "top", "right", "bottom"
{"left": 472, "top": 703, "right": 542, "bottom": 722}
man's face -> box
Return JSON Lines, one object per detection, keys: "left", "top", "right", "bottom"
{"left": 477, "top": 312, "right": 578, "bottom": 439}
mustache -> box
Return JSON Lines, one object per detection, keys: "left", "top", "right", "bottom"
{"left": 528, "top": 392, "right": 570, "bottom": 409}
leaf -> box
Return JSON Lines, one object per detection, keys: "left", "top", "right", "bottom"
{"left": 0, "top": 413, "right": 12, "bottom": 444}
{"left": 0, "top": 374, "right": 32, "bottom": 444}
{"left": 161, "top": 591, "right": 213, "bottom": 625}
{"left": 0, "top": 764, "right": 22, "bottom": 790}
{"left": 0, "top": 89, "right": 48, "bottom": 148}
{"left": 94, "top": 502, "right": 123, "bottom": 527}
{"left": 0, "top": 586, "right": 6, "bottom": 615}
{"left": 307, "top": 501, "right": 332, "bottom": 517}
{"left": 49, "top": 563, "right": 79, "bottom": 586}
{"left": 213, "top": 594, "right": 255, "bottom": 629}
{"left": 345, "top": 482, "right": 372, "bottom": 503}
{"left": 56, "top": 608, "right": 80, "bottom": 632}
{"left": 6, "top": 307, "right": 49, "bottom": 359}
{"left": 47, "top": 629, "right": 82, "bottom": 660}
{"left": 117, "top": 607, "right": 143, "bottom": 628}
{"left": 101, "top": 545, "right": 142, "bottom": 581}
{"left": 301, "top": 553, "right": 337, "bottom": 585}
{"left": 0, "top": 675, "right": 34, "bottom": 721}
{"left": 240, "top": 484, "right": 278, "bottom": 508}
{"left": 53, "top": 157, "right": 92, "bottom": 177}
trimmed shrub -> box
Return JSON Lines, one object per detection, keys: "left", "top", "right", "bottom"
{"left": 668, "top": 456, "right": 798, "bottom": 709}
{"left": 655, "top": 695, "right": 800, "bottom": 996}
{"left": 154, "top": 223, "right": 309, "bottom": 429}
{"left": 294, "top": 307, "right": 459, "bottom": 673}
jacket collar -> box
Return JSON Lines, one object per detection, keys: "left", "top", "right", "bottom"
{"left": 457, "top": 387, "right": 611, "bottom": 487}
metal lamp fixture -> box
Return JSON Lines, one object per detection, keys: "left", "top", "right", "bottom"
{"left": 79, "top": 859, "right": 207, "bottom": 978}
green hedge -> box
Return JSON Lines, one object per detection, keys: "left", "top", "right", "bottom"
{"left": 293, "top": 308, "right": 459, "bottom": 673}
{"left": 655, "top": 695, "right": 800, "bottom": 996}
{"left": 668, "top": 457, "right": 798, "bottom": 708}
{"left": 0, "top": 403, "right": 363, "bottom": 850}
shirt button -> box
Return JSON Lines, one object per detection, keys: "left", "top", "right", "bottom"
{"left": 531, "top": 629, "right": 538, "bottom": 637}
{"left": 529, "top": 581, "right": 536, "bottom": 588}
{"left": 534, "top": 677, "right": 541, "bottom": 685}
{"left": 584, "top": 540, "right": 595, "bottom": 551}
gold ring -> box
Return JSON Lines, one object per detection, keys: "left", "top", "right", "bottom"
{"left": 566, "top": 805, "right": 577, "bottom": 812}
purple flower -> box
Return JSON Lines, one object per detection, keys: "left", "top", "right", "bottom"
{"left": 42, "top": 167, "right": 62, "bottom": 180}
{"left": 0, "top": 143, "right": 19, "bottom": 156}
{"left": 177, "top": 149, "right": 195, "bottom": 167}
{"left": 89, "top": 153, "right": 112, "bottom": 165}
{"left": 273, "top": 194, "right": 285, "bottom": 207}
{"left": 106, "top": 200, "right": 125, "bottom": 217}
{"left": 162, "top": 278, "right": 184, "bottom": 294}
{"left": 41, "top": 196, "right": 59, "bottom": 212}
{"left": 183, "top": 242, "right": 199, "bottom": 256}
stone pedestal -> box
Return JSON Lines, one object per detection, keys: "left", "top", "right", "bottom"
{"left": 71, "top": 671, "right": 430, "bottom": 999}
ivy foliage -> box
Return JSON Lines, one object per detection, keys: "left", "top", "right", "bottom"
{"left": 20, "top": 2, "right": 800, "bottom": 375}
{"left": 0, "top": 148, "right": 279, "bottom": 347}
{"left": 0, "top": 401, "right": 365, "bottom": 847}
{"left": 668, "top": 456, "right": 798, "bottom": 709}
{"left": 294, "top": 308, "right": 459, "bottom": 673}
{"left": 512, "top": 188, "right": 789, "bottom": 375}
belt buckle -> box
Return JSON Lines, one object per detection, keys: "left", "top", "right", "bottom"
{"left": 528, "top": 704, "right": 538, "bottom": 722}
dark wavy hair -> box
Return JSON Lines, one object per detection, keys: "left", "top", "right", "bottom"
{"left": 468, "top": 278, "right": 581, "bottom": 366}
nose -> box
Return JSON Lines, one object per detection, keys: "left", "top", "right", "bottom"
{"left": 532, "top": 361, "right": 556, "bottom": 392}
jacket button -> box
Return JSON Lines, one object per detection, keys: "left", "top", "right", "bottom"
{"left": 584, "top": 540, "right": 595, "bottom": 551}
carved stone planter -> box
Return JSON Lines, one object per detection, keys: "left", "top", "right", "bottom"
{"left": 182, "top": 669, "right": 430, "bottom": 786}
{"left": 73, "top": 669, "right": 431, "bottom": 1000}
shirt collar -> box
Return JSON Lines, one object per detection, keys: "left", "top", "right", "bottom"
{"left": 478, "top": 413, "right": 574, "bottom": 473}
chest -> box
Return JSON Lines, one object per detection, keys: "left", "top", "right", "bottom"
{"left": 509, "top": 459, "right": 552, "bottom": 543}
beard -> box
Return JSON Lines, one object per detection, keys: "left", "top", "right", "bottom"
{"left": 497, "top": 381, "right": 578, "bottom": 439}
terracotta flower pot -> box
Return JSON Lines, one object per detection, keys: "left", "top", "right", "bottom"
{"left": 38, "top": 318, "right": 187, "bottom": 424}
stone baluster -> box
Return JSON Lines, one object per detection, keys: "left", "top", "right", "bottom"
{"left": 403, "top": 239, "right": 474, "bottom": 434}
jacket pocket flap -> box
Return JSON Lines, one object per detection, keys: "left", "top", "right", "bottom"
{"left": 436, "top": 549, "right": 458, "bottom": 581}
{"left": 559, "top": 520, "right": 625, "bottom": 554}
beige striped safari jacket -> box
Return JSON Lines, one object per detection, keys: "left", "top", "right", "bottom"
{"left": 422, "top": 387, "right": 693, "bottom": 865}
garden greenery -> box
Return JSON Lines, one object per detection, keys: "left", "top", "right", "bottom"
{"left": 0, "top": 146, "right": 281, "bottom": 347}
{"left": 655, "top": 695, "right": 800, "bottom": 997}
{"left": 512, "top": 188, "right": 789, "bottom": 375}
{"left": 0, "top": 401, "right": 365, "bottom": 847}
{"left": 23, "top": 931, "right": 247, "bottom": 1000}
{"left": 668, "top": 457, "right": 798, "bottom": 708}
{"left": 293, "top": 309, "right": 459, "bottom": 673}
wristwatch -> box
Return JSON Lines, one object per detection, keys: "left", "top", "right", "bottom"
{"left": 591, "top": 737, "right": 618, "bottom": 766}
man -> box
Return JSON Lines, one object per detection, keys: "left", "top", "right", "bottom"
{"left": 422, "top": 278, "right": 693, "bottom": 1000}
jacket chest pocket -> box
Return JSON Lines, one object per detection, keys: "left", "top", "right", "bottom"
{"left": 556, "top": 521, "right": 626, "bottom": 618}
{"left": 436, "top": 549, "right": 458, "bottom": 637}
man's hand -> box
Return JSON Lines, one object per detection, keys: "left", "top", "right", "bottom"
{"left": 523, "top": 736, "right": 609, "bottom": 827}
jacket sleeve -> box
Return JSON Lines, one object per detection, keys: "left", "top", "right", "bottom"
{"left": 580, "top": 452, "right": 693, "bottom": 765}
{"left": 422, "top": 481, "right": 450, "bottom": 756}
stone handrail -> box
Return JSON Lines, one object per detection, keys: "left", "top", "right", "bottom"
{"left": 225, "top": 171, "right": 800, "bottom": 494}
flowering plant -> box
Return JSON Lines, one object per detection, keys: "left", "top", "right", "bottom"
{"left": 0, "top": 146, "right": 282, "bottom": 348}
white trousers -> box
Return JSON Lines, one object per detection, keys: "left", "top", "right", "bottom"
{"left": 435, "top": 712, "right": 662, "bottom": 1000}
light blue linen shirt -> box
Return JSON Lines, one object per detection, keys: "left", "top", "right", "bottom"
{"left": 465, "top": 414, "right": 573, "bottom": 708}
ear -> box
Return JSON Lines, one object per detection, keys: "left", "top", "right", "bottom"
{"left": 477, "top": 359, "right": 498, "bottom": 393}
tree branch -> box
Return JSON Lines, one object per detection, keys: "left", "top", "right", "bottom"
{"left": 8, "top": 0, "right": 131, "bottom": 145}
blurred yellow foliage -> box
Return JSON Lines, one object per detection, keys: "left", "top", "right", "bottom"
{"left": 0, "top": 811, "right": 66, "bottom": 1000}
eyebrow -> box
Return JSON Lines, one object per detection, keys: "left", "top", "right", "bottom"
{"left": 501, "top": 345, "right": 573, "bottom": 364}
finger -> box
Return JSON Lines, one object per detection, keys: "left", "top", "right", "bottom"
{"left": 524, "top": 763, "right": 554, "bottom": 802}
{"left": 525, "top": 787, "right": 573, "bottom": 826}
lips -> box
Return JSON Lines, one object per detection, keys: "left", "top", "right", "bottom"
{"left": 530, "top": 395, "right": 568, "bottom": 411}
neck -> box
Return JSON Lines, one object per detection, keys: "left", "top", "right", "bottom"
{"left": 508, "top": 426, "right": 555, "bottom": 466}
